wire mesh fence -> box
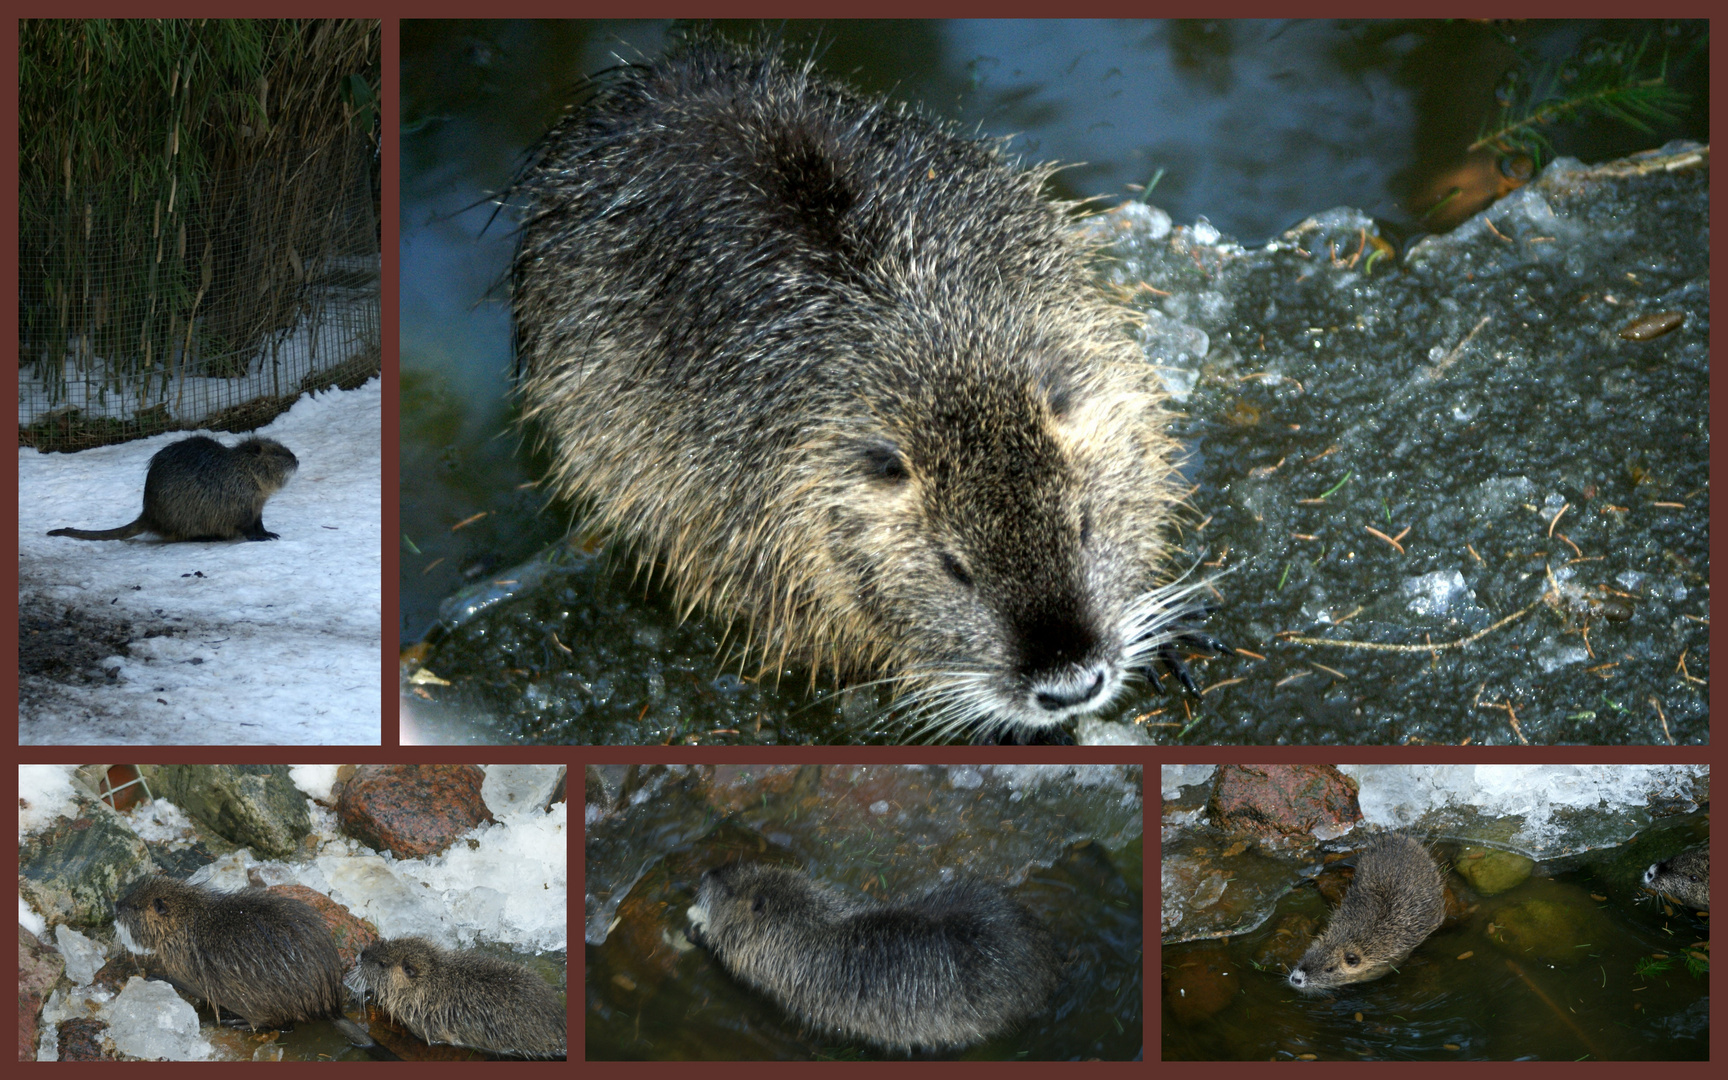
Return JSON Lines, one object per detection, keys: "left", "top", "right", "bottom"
{"left": 19, "top": 128, "right": 380, "bottom": 451}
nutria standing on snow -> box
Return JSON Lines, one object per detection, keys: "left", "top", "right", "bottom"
{"left": 113, "top": 874, "right": 344, "bottom": 1029}
{"left": 1287, "top": 834, "right": 1446, "bottom": 994}
{"left": 685, "top": 861, "right": 1059, "bottom": 1051}
{"left": 511, "top": 34, "right": 1227, "bottom": 743}
{"left": 48, "top": 434, "right": 298, "bottom": 542}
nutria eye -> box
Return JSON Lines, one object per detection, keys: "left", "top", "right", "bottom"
{"left": 1080, "top": 508, "right": 1092, "bottom": 546}
{"left": 1343, "top": 952, "right": 1360, "bottom": 968}
{"left": 861, "top": 442, "right": 908, "bottom": 482}
{"left": 751, "top": 894, "right": 767, "bottom": 915}
{"left": 940, "top": 551, "right": 973, "bottom": 588}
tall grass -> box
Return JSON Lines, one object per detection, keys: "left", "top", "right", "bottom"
{"left": 19, "top": 19, "right": 378, "bottom": 430}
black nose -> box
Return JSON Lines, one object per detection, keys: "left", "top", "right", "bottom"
{"left": 1034, "top": 668, "right": 1105, "bottom": 711}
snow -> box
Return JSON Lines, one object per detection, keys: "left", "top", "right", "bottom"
{"left": 1339, "top": 763, "right": 1706, "bottom": 847}
{"left": 17, "top": 764, "right": 79, "bottom": 838}
{"left": 19, "top": 285, "right": 375, "bottom": 426}
{"left": 17, "top": 380, "right": 381, "bottom": 744}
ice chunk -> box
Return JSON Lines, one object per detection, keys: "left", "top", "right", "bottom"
{"left": 104, "top": 976, "right": 212, "bottom": 1061}
{"left": 54, "top": 925, "right": 106, "bottom": 986}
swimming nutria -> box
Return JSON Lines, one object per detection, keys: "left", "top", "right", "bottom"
{"left": 512, "top": 35, "right": 1227, "bottom": 744}
{"left": 347, "top": 937, "right": 566, "bottom": 1059}
{"left": 48, "top": 434, "right": 298, "bottom": 542}
{"left": 1287, "top": 834, "right": 1445, "bottom": 994}
{"left": 113, "top": 874, "right": 343, "bottom": 1029}
{"left": 685, "top": 861, "right": 1059, "bottom": 1051}
{"left": 1643, "top": 845, "right": 1708, "bottom": 909}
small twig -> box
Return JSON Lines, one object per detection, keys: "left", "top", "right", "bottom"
{"left": 1285, "top": 597, "right": 1544, "bottom": 653}
{"left": 1650, "top": 697, "right": 1674, "bottom": 745}
{"left": 1425, "top": 315, "right": 1493, "bottom": 381}
{"left": 1477, "top": 695, "right": 1529, "bottom": 744}
{"left": 1364, "top": 525, "right": 1406, "bottom": 554}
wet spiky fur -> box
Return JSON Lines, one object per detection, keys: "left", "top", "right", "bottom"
{"left": 1287, "top": 834, "right": 1446, "bottom": 994}
{"left": 513, "top": 35, "right": 1201, "bottom": 740}
{"left": 688, "top": 862, "right": 1058, "bottom": 1051}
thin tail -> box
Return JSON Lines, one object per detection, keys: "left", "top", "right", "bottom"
{"left": 47, "top": 519, "right": 147, "bottom": 541}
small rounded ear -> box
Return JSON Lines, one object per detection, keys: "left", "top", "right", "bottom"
{"left": 1039, "top": 367, "right": 1075, "bottom": 418}
{"left": 860, "top": 441, "right": 908, "bottom": 482}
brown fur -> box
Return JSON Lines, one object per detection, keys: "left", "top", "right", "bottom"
{"left": 1643, "top": 845, "right": 1708, "bottom": 909}
{"left": 49, "top": 435, "right": 298, "bottom": 542}
{"left": 113, "top": 874, "right": 343, "bottom": 1029}
{"left": 1288, "top": 834, "right": 1446, "bottom": 994}
{"left": 348, "top": 937, "right": 566, "bottom": 1059}
{"left": 513, "top": 36, "right": 1215, "bottom": 742}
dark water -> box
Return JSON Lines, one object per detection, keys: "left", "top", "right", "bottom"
{"left": 398, "top": 20, "right": 1707, "bottom": 741}
{"left": 584, "top": 764, "right": 1144, "bottom": 1059}
{"left": 1162, "top": 825, "right": 1710, "bottom": 1061}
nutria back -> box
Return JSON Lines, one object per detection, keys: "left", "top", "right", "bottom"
{"left": 513, "top": 36, "right": 1222, "bottom": 743}
{"left": 113, "top": 874, "right": 343, "bottom": 1029}
{"left": 1287, "top": 834, "right": 1445, "bottom": 995}
{"left": 48, "top": 434, "right": 298, "bottom": 542}
{"left": 348, "top": 937, "right": 566, "bottom": 1059}
{"left": 1643, "top": 845, "right": 1708, "bottom": 909}
{"left": 686, "top": 861, "right": 1059, "bottom": 1051}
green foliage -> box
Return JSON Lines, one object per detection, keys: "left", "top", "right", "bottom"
{"left": 1635, "top": 950, "right": 1708, "bottom": 981}
{"left": 1471, "top": 30, "right": 1698, "bottom": 166}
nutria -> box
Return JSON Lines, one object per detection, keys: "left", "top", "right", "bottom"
{"left": 113, "top": 874, "right": 343, "bottom": 1029}
{"left": 49, "top": 434, "right": 298, "bottom": 542}
{"left": 685, "top": 861, "right": 1059, "bottom": 1051}
{"left": 347, "top": 937, "right": 566, "bottom": 1059}
{"left": 1643, "top": 845, "right": 1708, "bottom": 909}
{"left": 512, "top": 35, "right": 1227, "bottom": 744}
{"left": 1287, "top": 834, "right": 1445, "bottom": 994}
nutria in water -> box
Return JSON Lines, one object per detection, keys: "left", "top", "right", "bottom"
{"left": 686, "top": 861, "right": 1059, "bottom": 1051}
{"left": 1287, "top": 834, "right": 1445, "bottom": 995}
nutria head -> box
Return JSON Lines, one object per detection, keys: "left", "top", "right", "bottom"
{"left": 796, "top": 304, "right": 1197, "bottom": 741}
